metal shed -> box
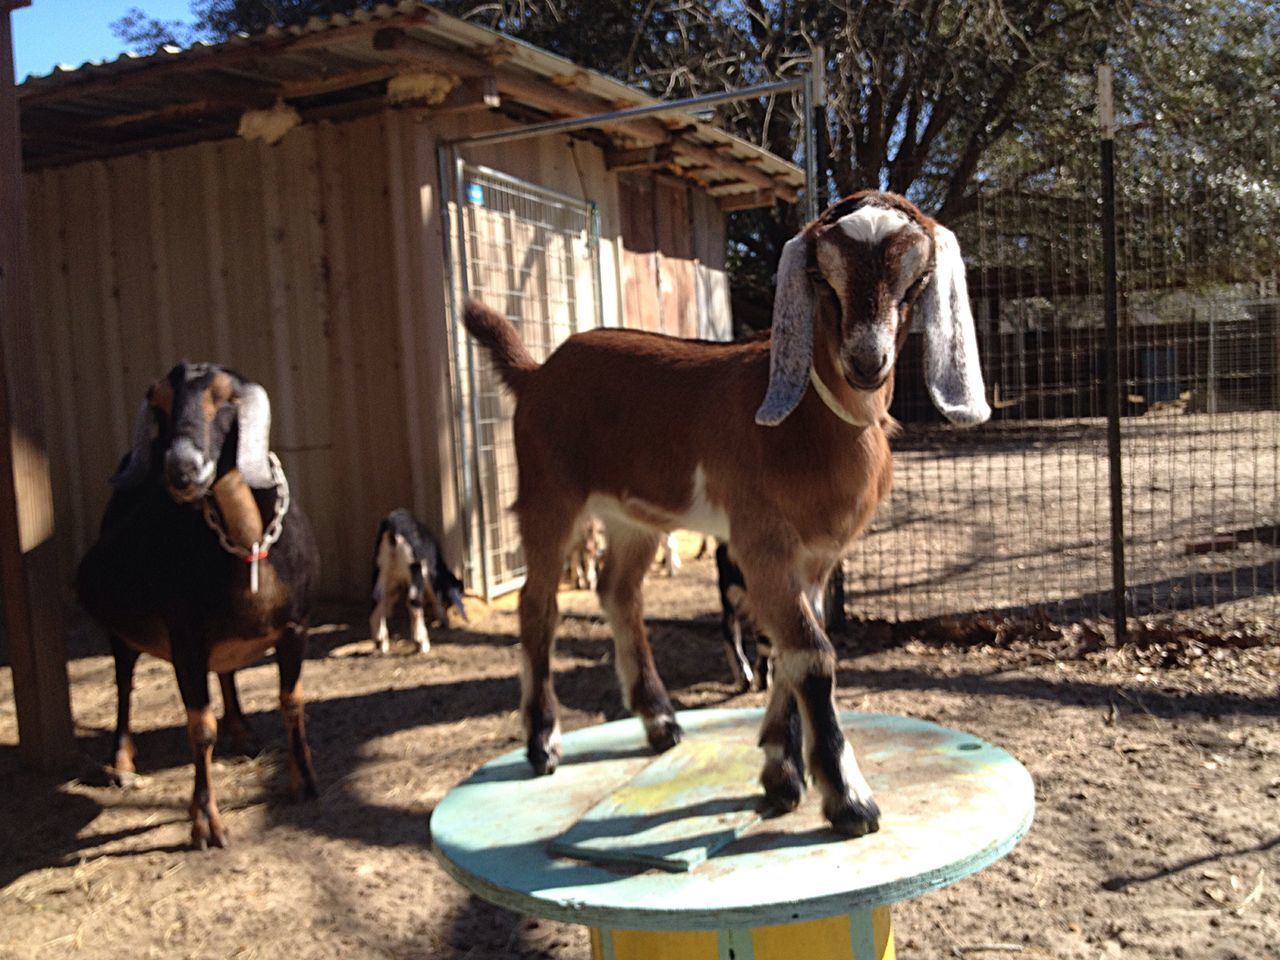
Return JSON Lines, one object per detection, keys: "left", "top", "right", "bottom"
{"left": 16, "top": 1, "right": 803, "bottom": 603}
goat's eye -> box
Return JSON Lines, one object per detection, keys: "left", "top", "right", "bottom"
{"left": 901, "top": 272, "right": 931, "bottom": 306}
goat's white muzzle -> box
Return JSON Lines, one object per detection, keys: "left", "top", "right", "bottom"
{"left": 164, "top": 440, "right": 216, "bottom": 503}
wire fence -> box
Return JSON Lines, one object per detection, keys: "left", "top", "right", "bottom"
{"left": 845, "top": 110, "right": 1279, "bottom": 626}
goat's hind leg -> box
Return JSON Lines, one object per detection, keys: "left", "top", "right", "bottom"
{"left": 218, "top": 671, "right": 262, "bottom": 757}
{"left": 107, "top": 634, "right": 141, "bottom": 787}
{"left": 516, "top": 504, "right": 580, "bottom": 776}
{"left": 598, "top": 522, "right": 681, "bottom": 753}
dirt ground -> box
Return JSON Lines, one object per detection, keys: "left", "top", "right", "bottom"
{"left": 2, "top": 547, "right": 1278, "bottom": 960}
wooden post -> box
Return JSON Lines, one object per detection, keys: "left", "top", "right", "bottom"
{"left": 1, "top": 2, "right": 76, "bottom": 772}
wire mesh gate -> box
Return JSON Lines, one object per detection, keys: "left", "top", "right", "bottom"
{"left": 448, "top": 164, "right": 602, "bottom": 600}
{"left": 844, "top": 102, "right": 1279, "bottom": 626}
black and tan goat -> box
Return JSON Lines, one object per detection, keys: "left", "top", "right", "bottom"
{"left": 715, "top": 542, "right": 772, "bottom": 693}
{"left": 370, "top": 508, "right": 467, "bottom": 654}
{"left": 76, "top": 363, "right": 320, "bottom": 850}
{"left": 463, "top": 190, "right": 990, "bottom": 836}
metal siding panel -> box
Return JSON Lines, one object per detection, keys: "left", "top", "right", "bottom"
{"left": 329, "top": 114, "right": 413, "bottom": 596}
{"left": 258, "top": 139, "right": 302, "bottom": 449}
{"left": 23, "top": 171, "right": 81, "bottom": 575}
{"left": 89, "top": 163, "right": 130, "bottom": 458}
{"left": 200, "top": 145, "right": 233, "bottom": 360}
{"left": 276, "top": 129, "right": 332, "bottom": 452}
{"left": 215, "top": 139, "right": 272, "bottom": 377}
{"left": 107, "top": 152, "right": 163, "bottom": 394}
{"left": 384, "top": 112, "right": 431, "bottom": 528}
{"left": 157, "top": 145, "right": 216, "bottom": 363}
{"left": 317, "top": 119, "right": 366, "bottom": 597}
{"left": 40, "top": 168, "right": 88, "bottom": 558}
{"left": 60, "top": 162, "right": 119, "bottom": 555}
{"left": 145, "top": 151, "right": 176, "bottom": 366}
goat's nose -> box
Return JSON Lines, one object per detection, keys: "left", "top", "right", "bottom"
{"left": 164, "top": 440, "right": 214, "bottom": 499}
{"left": 851, "top": 353, "right": 889, "bottom": 385}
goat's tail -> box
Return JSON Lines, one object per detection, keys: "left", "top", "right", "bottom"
{"left": 462, "top": 298, "right": 538, "bottom": 394}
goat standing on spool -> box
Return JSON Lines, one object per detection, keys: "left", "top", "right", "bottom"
{"left": 463, "top": 190, "right": 990, "bottom": 836}
{"left": 76, "top": 363, "right": 321, "bottom": 850}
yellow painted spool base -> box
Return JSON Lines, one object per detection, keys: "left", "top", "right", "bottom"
{"left": 591, "top": 905, "right": 894, "bottom": 960}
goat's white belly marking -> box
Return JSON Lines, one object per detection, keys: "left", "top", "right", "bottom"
{"left": 675, "top": 466, "right": 730, "bottom": 539}
{"left": 588, "top": 466, "right": 730, "bottom": 539}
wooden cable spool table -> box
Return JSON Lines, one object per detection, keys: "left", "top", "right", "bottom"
{"left": 431, "top": 708, "right": 1034, "bottom": 960}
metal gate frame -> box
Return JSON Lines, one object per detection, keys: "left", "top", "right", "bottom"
{"left": 438, "top": 70, "right": 823, "bottom": 600}
{"left": 446, "top": 163, "right": 602, "bottom": 600}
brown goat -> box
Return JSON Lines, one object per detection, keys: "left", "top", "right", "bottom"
{"left": 463, "top": 190, "right": 989, "bottom": 836}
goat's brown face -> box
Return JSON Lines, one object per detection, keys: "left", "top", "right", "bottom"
{"left": 756, "top": 190, "right": 989, "bottom": 429}
{"left": 811, "top": 201, "right": 933, "bottom": 392}
{"left": 151, "top": 363, "right": 239, "bottom": 503}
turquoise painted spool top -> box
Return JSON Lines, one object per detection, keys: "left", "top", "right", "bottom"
{"left": 431, "top": 709, "right": 1034, "bottom": 932}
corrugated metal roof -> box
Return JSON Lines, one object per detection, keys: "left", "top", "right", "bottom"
{"left": 18, "top": 1, "right": 802, "bottom": 202}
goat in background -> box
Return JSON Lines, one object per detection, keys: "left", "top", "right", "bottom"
{"left": 76, "top": 363, "right": 321, "bottom": 850}
{"left": 370, "top": 508, "right": 467, "bottom": 654}
{"left": 463, "top": 190, "right": 989, "bottom": 836}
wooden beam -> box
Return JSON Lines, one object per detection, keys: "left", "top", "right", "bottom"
{"left": 372, "top": 27, "right": 493, "bottom": 79}
{"left": 605, "top": 143, "right": 674, "bottom": 173}
{"left": 92, "top": 97, "right": 243, "bottom": 129}
{"left": 718, "top": 188, "right": 777, "bottom": 212}
{"left": 0, "top": 7, "right": 75, "bottom": 773}
{"left": 279, "top": 64, "right": 400, "bottom": 99}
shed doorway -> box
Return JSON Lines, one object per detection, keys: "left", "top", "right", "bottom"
{"left": 452, "top": 163, "right": 603, "bottom": 600}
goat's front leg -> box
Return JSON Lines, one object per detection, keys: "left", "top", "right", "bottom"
{"left": 172, "top": 638, "right": 227, "bottom": 850}
{"left": 217, "top": 671, "right": 261, "bottom": 757}
{"left": 369, "top": 584, "right": 391, "bottom": 654}
{"left": 107, "top": 634, "right": 141, "bottom": 787}
{"left": 276, "top": 623, "right": 319, "bottom": 801}
{"left": 744, "top": 559, "right": 879, "bottom": 837}
{"left": 598, "top": 523, "right": 681, "bottom": 753}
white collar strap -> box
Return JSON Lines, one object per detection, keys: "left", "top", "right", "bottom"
{"left": 809, "top": 366, "right": 869, "bottom": 427}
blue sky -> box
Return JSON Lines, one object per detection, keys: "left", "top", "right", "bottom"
{"left": 11, "top": 0, "right": 195, "bottom": 81}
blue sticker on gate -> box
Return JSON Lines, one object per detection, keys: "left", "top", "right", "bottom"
{"left": 467, "top": 183, "right": 485, "bottom": 206}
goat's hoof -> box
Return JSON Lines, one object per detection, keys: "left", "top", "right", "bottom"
{"left": 645, "top": 717, "right": 683, "bottom": 753}
{"left": 761, "top": 762, "right": 805, "bottom": 813}
{"left": 107, "top": 766, "right": 139, "bottom": 789}
{"left": 527, "top": 742, "right": 561, "bottom": 776}
{"left": 825, "top": 795, "right": 881, "bottom": 838}
{"left": 190, "top": 823, "right": 229, "bottom": 851}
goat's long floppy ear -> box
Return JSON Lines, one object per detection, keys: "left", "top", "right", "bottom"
{"left": 109, "top": 400, "right": 156, "bottom": 490}
{"left": 918, "top": 225, "right": 992, "bottom": 426}
{"left": 236, "top": 383, "right": 274, "bottom": 488}
{"left": 755, "top": 231, "right": 816, "bottom": 426}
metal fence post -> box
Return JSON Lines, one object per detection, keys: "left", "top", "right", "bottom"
{"left": 1099, "top": 64, "right": 1128, "bottom": 640}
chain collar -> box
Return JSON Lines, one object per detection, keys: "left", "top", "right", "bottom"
{"left": 201, "top": 451, "right": 290, "bottom": 562}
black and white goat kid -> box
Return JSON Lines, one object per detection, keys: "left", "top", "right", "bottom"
{"left": 369, "top": 509, "right": 466, "bottom": 655}
{"left": 715, "top": 542, "right": 772, "bottom": 692}
{"left": 76, "top": 362, "right": 320, "bottom": 850}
